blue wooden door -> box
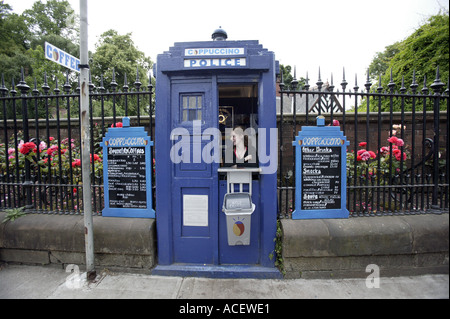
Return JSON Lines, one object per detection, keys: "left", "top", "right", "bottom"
{"left": 171, "top": 80, "right": 219, "bottom": 264}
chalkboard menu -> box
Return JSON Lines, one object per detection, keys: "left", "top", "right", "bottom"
{"left": 301, "top": 146, "right": 341, "bottom": 210}
{"left": 292, "top": 116, "right": 349, "bottom": 219}
{"left": 101, "top": 117, "right": 155, "bottom": 218}
{"left": 107, "top": 147, "right": 147, "bottom": 209}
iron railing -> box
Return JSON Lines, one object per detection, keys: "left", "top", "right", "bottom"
{"left": 0, "top": 67, "right": 448, "bottom": 218}
{"left": 0, "top": 69, "right": 154, "bottom": 215}
{"left": 278, "top": 68, "right": 449, "bottom": 218}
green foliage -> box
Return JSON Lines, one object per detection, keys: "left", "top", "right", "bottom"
{"left": 91, "top": 30, "right": 152, "bottom": 89}
{"left": 270, "top": 219, "right": 285, "bottom": 276}
{"left": 2, "top": 206, "right": 27, "bottom": 223}
{"left": 22, "top": 0, "right": 78, "bottom": 40}
{"left": 363, "top": 12, "right": 449, "bottom": 112}
{"left": 280, "top": 64, "right": 306, "bottom": 90}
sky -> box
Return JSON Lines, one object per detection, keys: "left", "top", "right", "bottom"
{"left": 5, "top": 0, "right": 449, "bottom": 87}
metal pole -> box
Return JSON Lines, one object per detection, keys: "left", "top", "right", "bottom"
{"left": 80, "top": 0, "right": 96, "bottom": 280}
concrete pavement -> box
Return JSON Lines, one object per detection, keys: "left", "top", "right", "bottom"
{"left": 0, "top": 264, "right": 448, "bottom": 299}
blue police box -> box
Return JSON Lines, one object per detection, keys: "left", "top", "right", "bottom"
{"left": 292, "top": 116, "right": 350, "bottom": 219}
{"left": 153, "top": 28, "right": 281, "bottom": 278}
{"left": 101, "top": 117, "right": 155, "bottom": 218}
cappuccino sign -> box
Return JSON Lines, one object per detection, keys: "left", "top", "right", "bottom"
{"left": 292, "top": 116, "right": 350, "bottom": 220}
{"left": 184, "top": 47, "right": 246, "bottom": 69}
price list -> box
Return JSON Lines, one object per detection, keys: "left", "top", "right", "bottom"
{"left": 301, "top": 146, "right": 341, "bottom": 210}
{"left": 107, "top": 147, "right": 147, "bottom": 209}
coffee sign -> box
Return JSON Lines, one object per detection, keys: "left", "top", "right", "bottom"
{"left": 101, "top": 117, "right": 155, "bottom": 218}
{"left": 292, "top": 117, "right": 349, "bottom": 219}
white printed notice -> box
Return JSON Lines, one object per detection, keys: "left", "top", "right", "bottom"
{"left": 183, "top": 195, "right": 209, "bottom": 227}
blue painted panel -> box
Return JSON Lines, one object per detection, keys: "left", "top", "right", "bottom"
{"left": 101, "top": 117, "right": 155, "bottom": 218}
{"left": 292, "top": 117, "right": 350, "bottom": 219}
{"left": 155, "top": 39, "right": 279, "bottom": 271}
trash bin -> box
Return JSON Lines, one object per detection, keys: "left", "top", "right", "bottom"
{"left": 222, "top": 193, "right": 255, "bottom": 246}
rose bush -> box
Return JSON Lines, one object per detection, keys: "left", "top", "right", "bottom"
{"left": 347, "top": 124, "right": 409, "bottom": 183}
{"left": 1, "top": 133, "right": 103, "bottom": 187}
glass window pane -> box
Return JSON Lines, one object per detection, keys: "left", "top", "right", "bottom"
{"left": 189, "top": 96, "right": 197, "bottom": 109}
{"left": 189, "top": 110, "right": 197, "bottom": 121}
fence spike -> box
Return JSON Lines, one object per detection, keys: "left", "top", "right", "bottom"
{"left": 304, "top": 72, "right": 310, "bottom": 91}
{"left": 10, "top": 77, "right": 17, "bottom": 96}
{"left": 135, "top": 66, "right": 142, "bottom": 91}
{"left": 98, "top": 74, "right": 105, "bottom": 92}
{"left": 123, "top": 73, "right": 129, "bottom": 92}
{"left": 353, "top": 74, "right": 359, "bottom": 92}
{"left": 317, "top": 67, "right": 323, "bottom": 90}
{"left": 377, "top": 75, "right": 383, "bottom": 93}
{"left": 111, "top": 68, "right": 118, "bottom": 91}
{"left": 421, "top": 75, "right": 429, "bottom": 95}
{"left": 329, "top": 73, "right": 335, "bottom": 92}
{"left": 42, "top": 72, "right": 50, "bottom": 94}
{"left": 430, "top": 66, "right": 445, "bottom": 94}
{"left": 17, "top": 67, "right": 30, "bottom": 94}
{"left": 291, "top": 66, "right": 298, "bottom": 91}
{"left": 0, "top": 74, "right": 7, "bottom": 94}
{"left": 410, "top": 70, "right": 418, "bottom": 93}
{"left": 341, "top": 68, "right": 348, "bottom": 91}
{"left": 32, "top": 78, "right": 39, "bottom": 96}
{"left": 400, "top": 76, "right": 406, "bottom": 94}
{"left": 388, "top": 69, "right": 396, "bottom": 92}
{"left": 64, "top": 71, "right": 71, "bottom": 93}
{"left": 88, "top": 70, "right": 95, "bottom": 92}
{"left": 365, "top": 70, "right": 372, "bottom": 92}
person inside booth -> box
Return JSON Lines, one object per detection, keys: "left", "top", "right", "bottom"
{"left": 223, "top": 126, "right": 258, "bottom": 168}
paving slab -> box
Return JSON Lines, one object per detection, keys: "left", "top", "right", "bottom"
{"left": 0, "top": 264, "right": 448, "bottom": 300}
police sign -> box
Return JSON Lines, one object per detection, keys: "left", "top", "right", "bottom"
{"left": 45, "top": 42, "right": 80, "bottom": 73}
{"left": 184, "top": 47, "right": 246, "bottom": 69}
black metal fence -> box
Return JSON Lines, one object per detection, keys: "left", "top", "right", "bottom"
{"left": 0, "top": 69, "right": 154, "bottom": 215}
{"left": 0, "top": 68, "right": 448, "bottom": 218}
{"left": 278, "top": 68, "right": 449, "bottom": 218}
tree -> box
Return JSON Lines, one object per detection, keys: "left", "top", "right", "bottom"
{"left": 22, "top": 0, "right": 78, "bottom": 41}
{"left": 367, "top": 42, "right": 401, "bottom": 82}
{"left": 363, "top": 11, "right": 449, "bottom": 112}
{"left": 91, "top": 30, "right": 152, "bottom": 89}
{"left": 0, "top": 1, "right": 30, "bottom": 56}
{"left": 1, "top": 0, "right": 79, "bottom": 90}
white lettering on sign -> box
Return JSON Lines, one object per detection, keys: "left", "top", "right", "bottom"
{"left": 45, "top": 42, "right": 80, "bottom": 73}
{"left": 107, "top": 137, "right": 147, "bottom": 147}
{"left": 184, "top": 58, "right": 247, "bottom": 68}
{"left": 185, "top": 48, "right": 244, "bottom": 56}
{"left": 302, "top": 137, "right": 342, "bottom": 146}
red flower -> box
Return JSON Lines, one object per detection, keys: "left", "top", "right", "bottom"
{"left": 395, "top": 152, "right": 407, "bottom": 161}
{"left": 359, "top": 142, "right": 367, "bottom": 147}
{"left": 111, "top": 122, "right": 123, "bottom": 128}
{"left": 368, "top": 151, "right": 376, "bottom": 159}
{"left": 47, "top": 145, "right": 58, "bottom": 156}
{"left": 72, "top": 159, "right": 81, "bottom": 168}
{"left": 387, "top": 136, "right": 398, "bottom": 145}
{"left": 19, "top": 142, "right": 37, "bottom": 155}
{"left": 90, "top": 154, "right": 101, "bottom": 163}
{"left": 357, "top": 155, "right": 363, "bottom": 161}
